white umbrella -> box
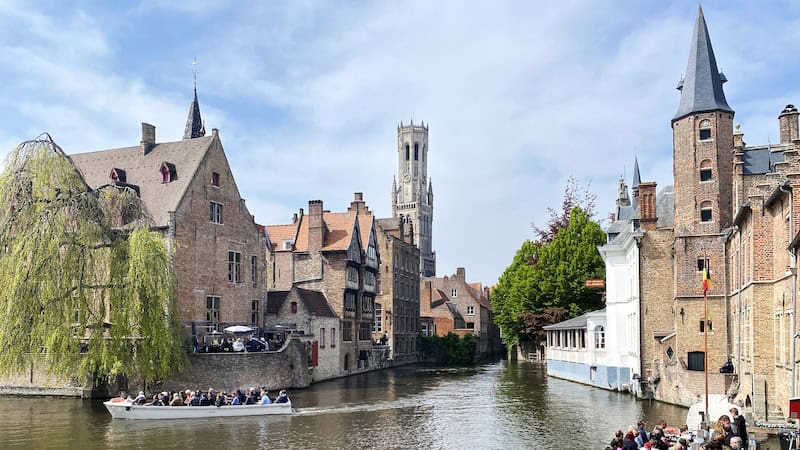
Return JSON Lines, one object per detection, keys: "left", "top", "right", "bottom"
{"left": 224, "top": 325, "right": 254, "bottom": 333}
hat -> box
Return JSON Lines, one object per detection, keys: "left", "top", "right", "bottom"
{"left": 643, "top": 444, "right": 652, "bottom": 449}
{"left": 139, "top": 391, "right": 144, "bottom": 396}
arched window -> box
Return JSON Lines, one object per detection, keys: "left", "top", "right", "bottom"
{"left": 699, "top": 159, "right": 713, "bottom": 182}
{"left": 700, "top": 201, "right": 713, "bottom": 222}
{"left": 699, "top": 119, "right": 712, "bottom": 141}
{"left": 405, "top": 144, "right": 410, "bottom": 161}
{"left": 414, "top": 143, "right": 419, "bottom": 161}
{"left": 594, "top": 325, "right": 605, "bottom": 349}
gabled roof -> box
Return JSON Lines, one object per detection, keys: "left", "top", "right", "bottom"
{"left": 296, "top": 288, "right": 337, "bottom": 318}
{"left": 266, "top": 291, "right": 290, "bottom": 314}
{"left": 70, "top": 136, "right": 215, "bottom": 226}
{"left": 358, "top": 214, "right": 374, "bottom": 250}
{"left": 265, "top": 224, "right": 298, "bottom": 251}
{"left": 293, "top": 212, "right": 358, "bottom": 252}
{"left": 673, "top": 6, "right": 733, "bottom": 121}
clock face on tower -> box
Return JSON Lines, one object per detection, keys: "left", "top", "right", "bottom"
{"left": 403, "top": 173, "right": 411, "bottom": 182}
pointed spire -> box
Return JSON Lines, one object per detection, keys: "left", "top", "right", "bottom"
{"left": 632, "top": 156, "right": 641, "bottom": 190}
{"left": 674, "top": 6, "right": 733, "bottom": 121}
{"left": 184, "top": 59, "right": 205, "bottom": 140}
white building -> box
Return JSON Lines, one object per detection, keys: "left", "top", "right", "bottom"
{"left": 544, "top": 171, "right": 643, "bottom": 393}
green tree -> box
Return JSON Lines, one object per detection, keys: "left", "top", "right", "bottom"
{"left": 0, "top": 135, "right": 185, "bottom": 383}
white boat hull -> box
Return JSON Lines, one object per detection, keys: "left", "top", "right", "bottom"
{"left": 103, "top": 399, "right": 292, "bottom": 419}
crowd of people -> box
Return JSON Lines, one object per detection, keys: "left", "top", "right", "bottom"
{"left": 606, "top": 409, "right": 749, "bottom": 450}
{"left": 129, "top": 387, "right": 289, "bottom": 407}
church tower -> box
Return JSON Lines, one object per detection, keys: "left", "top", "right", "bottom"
{"left": 392, "top": 120, "right": 436, "bottom": 276}
{"left": 671, "top": 6, "right": 732, "bottom": 365}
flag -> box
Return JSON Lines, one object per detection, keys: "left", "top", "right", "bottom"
{"left": 702, "top": 265, "right": 711, "bottom": 293}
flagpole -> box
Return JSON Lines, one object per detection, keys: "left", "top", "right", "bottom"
{"left": 704, "top": 286, "right": 709, "bottom": 427}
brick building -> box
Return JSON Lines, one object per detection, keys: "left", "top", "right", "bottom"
{"left": 420, "top": 268, "right": 500, "bottom": 357}
{"left": 374, "top": 217, "right": 420, "bottom": 364}
{"left": 69, "top": 89, "right": 266, "bottom": 341}
{"left": 264, "top": 193, "right": 384, "bottom": 376}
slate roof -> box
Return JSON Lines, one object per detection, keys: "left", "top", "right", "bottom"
{"left": 741, "top": 146, "right": 787, "bottom": 175}
{"left": 266, "top": 291, "right": 290, "bottom": 314}
{"left": 656, "top": 185, "right": 675, "bottom": 228}
{"left": 265, "top": 288, "right": 337, "bottom": 318}
{"left": 376, "top": 217, "right": 400, "bottom": 232}
{"left": 184, "top": 88, "right": 204, "bottom": 140}
{"left": 674, "top": 6, "right": 733, "bottom": 121}
{"left": 543, "top": 309, "right": 605, "bottom": 330}
{"left": 70, "top": 136, "right": 215, "bottom": 227}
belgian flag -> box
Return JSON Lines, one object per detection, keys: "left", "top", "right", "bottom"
{"left": 702, "top": 264, "right": 711, "bottom": 293}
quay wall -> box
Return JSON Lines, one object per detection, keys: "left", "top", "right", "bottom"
{"left": 546, "top": 359, "right": 631, "bottom": 391}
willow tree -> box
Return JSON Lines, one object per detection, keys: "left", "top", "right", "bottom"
{"left": 0, "top": 134, "right": 185, "bottom": 384}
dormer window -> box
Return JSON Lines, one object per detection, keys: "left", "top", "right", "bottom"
{"left": 699, "top": 119, "right": 712, "bottom": 141}
{"left": 160, "top": 162, "right": 177, "bottom": 183}
{"left": 110, "top": 168, "right": 126, "bottom": 183}
{"left": 212, "top": 172, "right": 220, "bottom": 187}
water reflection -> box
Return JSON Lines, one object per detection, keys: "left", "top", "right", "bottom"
{"left": 0, "top": 361, "right": 699, "bottom": 449}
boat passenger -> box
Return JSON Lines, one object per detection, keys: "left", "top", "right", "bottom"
{"left": 190, "top": 391, "right": 202, "bottom": 406}
{"left": 237, "top": 389, "right": 246, "bottom": 405}
{"left": 133, "top": 391, "right": 146, "bottom": 405}
{"left": 260, "top": 389, "right": 271, "bottom": 405}
{"left": 169, "top": 393, "right": 184, "bottom": 406}
{"left": 245, "top": 388, "right": 258, "bottom": 405}
{"left": 207, "top": 388, "right": 216, "bottom": 405}
{"left": 231, "top": 395, "right": 241, "bottom": 405}
{"left": 215, "top": 392, "right": 227, "bottom": 407}
{"left": 275, "top": 390, "right": 289, "bottom": 404}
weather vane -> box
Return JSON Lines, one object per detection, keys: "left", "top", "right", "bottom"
{"left": 192, "top": 58, "right": 198, "bottom": 91}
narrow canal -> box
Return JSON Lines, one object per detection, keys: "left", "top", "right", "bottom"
{"left": 0, "top": 361, "right": 708, "bottom": 449}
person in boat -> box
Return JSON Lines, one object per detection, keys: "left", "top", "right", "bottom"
{"left": 215, "top": 391, "right": 227, "bottom": 407}
{"left": 231, "top": 390, "right": 242, "bottom": 405}
{"left": 169, "top": 393, "right": 184, "bottom": 406}
{"left": 189, "top": 391, "right": 201, "bottom": 406}
{"left": 133, "top": 391, "right": 146, "bottom": 405}
{"left": 260, "top": 389, "right": 271, "bottom": 405}
{"left": 150, "top": 394, "right": 164, "bottom": 406}
{"left": 245, "top": 388, "right": 258, "bottom": 405}
{"left": 609, "top": 430, "right": 624, "bottom": 449}
{"left": 198, "top": 392, "right": 210, "bottom": 406}
{"left": 205, "top": 388, "right": 216, "bottom": 405}
{"left": 729, "top": 407, "right": 747, "bottom": 449}
{"left": 237, "top": 389, "right": 247, "bottom": 405}
{"left": 636, "top": 421, "right": 649, "bottom": 447}
{"left": 275, "top": 390, "right": 289, "bottom": 404}
{"left": 621, "top": 430, "right": 637, "bottom": 450}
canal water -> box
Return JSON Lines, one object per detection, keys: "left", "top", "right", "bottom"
{"left": 0, "top": 361, "right": 766, "bottom": 449}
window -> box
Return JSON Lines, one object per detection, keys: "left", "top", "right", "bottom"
{"left": 580, "top": 330, "right": 586, "bottom": 348}
{"left": 687, "top": 351, "right": 705, "bottom": 371}
{"left": 405, "top": 144, "right": 410, "bottom": 161}
{"left": 289, "top": 301, "right": 297, "bottom": 313}
{"left": 347, "top": 266, "right": 359, "bottom": 285}
{"left": 251, "top": 300, "right": 259, "bottom": 328}
{"left": 594, "top": 325, "right": 605, "bottom": 349}
{"left": 451, "top": 288, "right": 457, "bottom": 297}
{"left": 466, "top": 306, "right": 475, "bottom": 315}
{"left": 466, "top": 322, "right": 475, "bottom": 330}
{"left": 210, "top": 202, "right": 223, "bottom": 224}
{"left": 374, "top": 303, "right": 382, "bottom": 332}
{"left": 700, "top": 201, "right": 712, "bottom": 222}
{"left": 421, "top": 323, "right": 428, "bottom": 336}
{"left": 320, "top": 328, "right": 326, "bottom": 348}
{"left": 251, "top": 255, "right": 258, "bottom": 287}
{"left": 414, "top": 143, "right": 419, "bottom": 161}
{"left": 282, "top": 240, "right": 293, "bottom": 250}
{"left": 367, "top": 244, "right": 377, "bottom": 266}
{"left": 211, "top": 171, "right": 220, "bottom": 187}
{"left": 160, "top": 162, "right": 176, "bottom": 183}
{"left": 700, "top": 319, "right": 712, "bottom": 333}
{"left": 699, "top": 119, "right": 712, "bottom": 141}
{"left": 345, "top": 292, "right": 357, "bottom": 312}
{"left": 342, "top": 321, "right": 353, "bottom": 341}
{"left": 228, "top": 251, "right": 241, "bottom": 283}
{"left": 364, "top": 271, "right": 376, "bottom": 289}
{"left": 331, "top": 328, "right": 336, "bottom": 347}
{"left": 358, "top": 322, "right": 371, "bottom": 341}
{"left": 666, "top": 346, "right": 675, "bottom": 360}
{"left": 697, "top": 257, "right": 710, "bottom": 273}
{"left": 699, "top": 159, "right": 713, "bottom": 182}
{"left": 362, "top": 294, "right": 373, "bottom": 314}
{"left": 206, "top": 296, "right": 220, "bottom": 331}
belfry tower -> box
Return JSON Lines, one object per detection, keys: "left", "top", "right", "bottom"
{"left": 392, "top": 120, "right": 436, "bottom": 276}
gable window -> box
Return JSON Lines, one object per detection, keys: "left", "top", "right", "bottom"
{"left": 699, "top": 119, "right": 712, "bottom": 141}
{"left": 206, "top": 296, "right": 220, "bottom": 331}
{"left": 345, "top": 292, "right": 357, "bottom": 312}
{"left": 251, "top": 300, "right": 259, "bottom": 328}
{"left": 594, "top": 325, "right": 605, "bottom": 349}
{"left": 211, "top": 171, "right": 220, "bottom": 187}
{"left": 451, "top": 288, "right": 457, "bottom": 297}
{"left": 282, "top": 240, "right": 293, "bottom": 250}
{"left": 210, "top": 202, "right": 223, "bottom": 224}
{"left": 291, "top": 301, "right": 298, "bottom": 314}
{"left": 228, "top": 251, "right": 241, "bottom": 283}
{"left": 700, "top": 201, "right": 713, "bottom": 222}
{"left": 687, "top": 351, "right": 705, "bottom": 371}
{"left": 251, "top": 255, "right": 258, "bottom": 287}
{"left": 466, "top": 306, "right": 475, "bottom": 315}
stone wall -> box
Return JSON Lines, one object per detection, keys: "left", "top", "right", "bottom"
{"left": 152, "top": 338, "right": 311, "bottom": 395}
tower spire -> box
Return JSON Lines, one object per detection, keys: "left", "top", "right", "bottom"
{"left": 632, "top": 156, "right": 641, "bottom": 190}
{"left": 183, "top": 59, "right": 205, "bottom": 140}
{"left": 673, "top": 6, "right": 733, "bottom": 121}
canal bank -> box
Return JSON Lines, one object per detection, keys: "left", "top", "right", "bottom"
{"left": 0, "top": 361, "right": 703, "bottom": 449}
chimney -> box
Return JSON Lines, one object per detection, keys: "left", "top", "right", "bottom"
{"left": 638, "top": 182, "right": 658, "bottom": 231}
{"left": 348, "top": 192, "right": 369, "bottom": 214}
{"left": 456, "top": 267, "right": 466, "bottom": 279}
{"left": 212, "top": 128, "right": 219, "bottom": 137}
{"left": 779, "top": 104, "right": 799, "bottom": 144}
{"left": 292, "top": 213, "right": 298, "bottom": 224}
{"left": 308, "top": 200, "right": 325, "bottom": 251}
{"left": 141, "top": 123, "right": 156, "bottom": 155}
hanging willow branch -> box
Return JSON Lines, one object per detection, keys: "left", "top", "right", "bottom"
{"left": 0, "top": 134, "right": 185, "bottom": 381}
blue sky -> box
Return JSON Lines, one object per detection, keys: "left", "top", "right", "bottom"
{"left": 2, "top": 1, "right": 800, "bottom": 284}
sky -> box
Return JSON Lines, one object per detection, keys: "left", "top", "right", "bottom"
{"left": 2, "top": 1, "right": 800, "bottom": 285}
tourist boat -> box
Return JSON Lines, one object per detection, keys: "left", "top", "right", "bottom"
{"left": 103, "top": 398, "right": 293, "bottom": 419}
